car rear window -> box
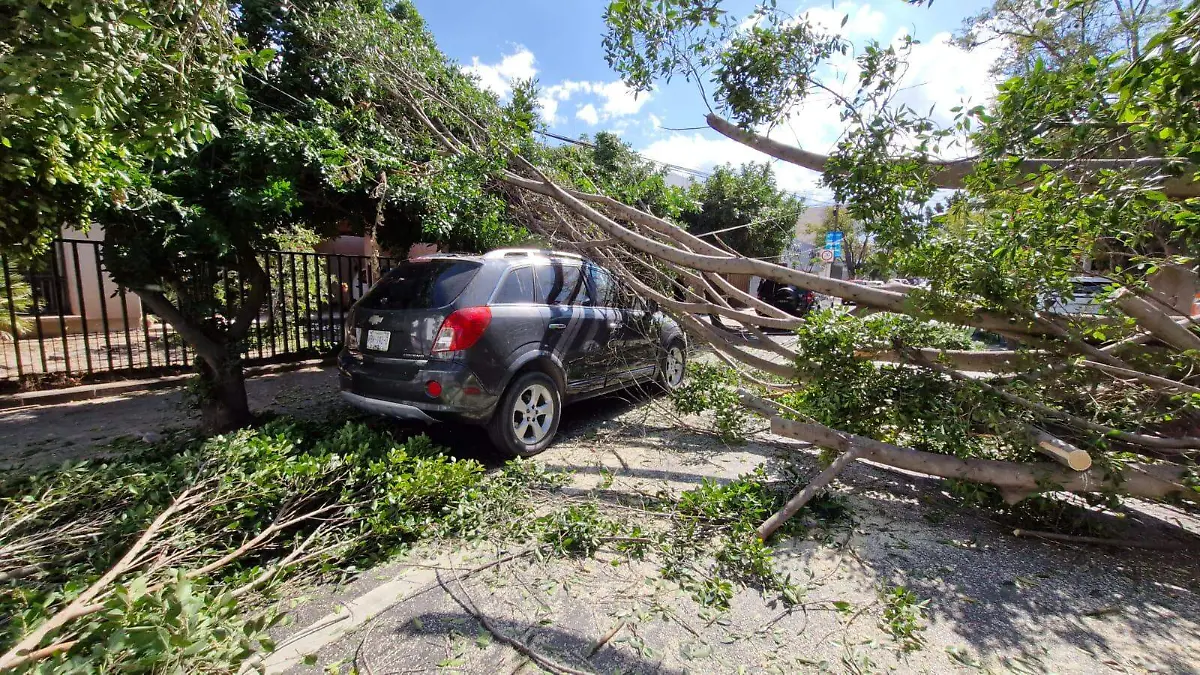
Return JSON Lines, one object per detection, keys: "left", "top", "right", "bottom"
{"left": 358, "top": 260, "right": 480, "bottom": 310}
{"left": 534, "top": 264, "right": 586, "bottom": 305}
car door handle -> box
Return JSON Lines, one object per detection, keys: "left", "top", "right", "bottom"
{"left": 549, "top": 322, "right": 567, "bottom": 330}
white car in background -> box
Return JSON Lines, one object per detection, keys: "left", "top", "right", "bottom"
{"left": 1044, "top": 276, "right": 1111, "bottom": 317}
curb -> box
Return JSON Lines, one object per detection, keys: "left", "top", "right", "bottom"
{"left": 0, "top": 358, "right": 335, "bottom": 411}
{"left": 250, "top": 560, "right": 448, "bottom": 674}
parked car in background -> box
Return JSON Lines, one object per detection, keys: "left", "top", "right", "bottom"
{"left": 1044, "top": 276, "right": 1111, "bottom": 317}
{"left": 338, "top": 249, "right": 687, "bottom": 457}
{"left": 756, "top": 278, "right": 816, "bottom": 317}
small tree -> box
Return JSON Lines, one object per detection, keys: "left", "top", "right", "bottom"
{"left": 2, "top": 0, "right": 524, "bottom": 431}
{"left": 680, "top": 163, "right": 803, "bottom": 261}
{"left": 806, "top": 207, "right": 877, "bottom": 279}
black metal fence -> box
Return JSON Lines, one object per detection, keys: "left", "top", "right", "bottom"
{"left": 1, "top": 239, "right": 395, "bottom": 388}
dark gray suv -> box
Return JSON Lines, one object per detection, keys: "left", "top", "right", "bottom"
{"left": 338, "top": 249, "right": 687, "bottom": 456}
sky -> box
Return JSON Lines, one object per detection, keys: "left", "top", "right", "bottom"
{"left": 410, "top": 0, "right": 1000, "bottom": 203}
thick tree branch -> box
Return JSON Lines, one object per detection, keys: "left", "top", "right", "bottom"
{"left": 706, "top": 113, "right": 1200, "bottom": 199}
{"left": 903, "top": 346, "right": 1200, "bottom": 453}
{"left": 1114, "top": 289, "right": 1200, "bottom": 353}
{"left": 228, "top": 251, "right": 269, "bottom": 341}
{"left": 135, "top": 289, "right": 224, "bottom": 365}
{"left": 766, "top": 414, "right": 1195, "bottom": 502}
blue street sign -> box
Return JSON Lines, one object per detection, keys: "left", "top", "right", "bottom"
{"left": 824, "top": 232, "right": 844, "bottom": 260}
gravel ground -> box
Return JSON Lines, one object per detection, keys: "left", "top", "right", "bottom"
{"left": 290, "top": 390, "right": 1200, "bottom": 675}
{"left": 2, "top": 366, "right": 1198, "bottom": 673}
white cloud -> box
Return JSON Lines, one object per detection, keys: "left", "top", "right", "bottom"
{"left": 648, "top": 113, "right": 663, "bottom": 130}
{"left": 800, "top": 1, "right": 887, "bottom": 39}
{"left": 576, "top": 103, "right": 600, "bottom": 126}
{"left": 896, "top": 31, "right": 1002, "bottom": 123}
{"left": 460, "top": 46, "right": 537, "bottom": 99}
{"left": 591, "top": 80, "right": 650, "bottom": 118}
{"left": 538, "top": 79, "right": 652, "bottom": 126}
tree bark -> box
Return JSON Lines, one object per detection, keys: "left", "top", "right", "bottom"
{"left": 195, "top": 350, "right": 252, "bottom": 433}
{"left": 1114, "top": 288, "right": 1200, "bottom": 353}
{"left": 757, "top": 442, "right": 864, "bottom": 540}
{"left": 133, "top": 252, "right": 268, "bottom": 433}
{"left": 859, "top": 348, "right": 1042, "bottom": 372}
{"left": 768, "top": 416, "right": 1196, "bottom": 502}
{"left": 704, "top": 113, "right": 1200, "bottom": 200}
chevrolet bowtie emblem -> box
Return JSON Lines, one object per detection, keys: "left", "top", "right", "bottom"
{"left": 368, "top": 315, "right": 384, "bottom": 325}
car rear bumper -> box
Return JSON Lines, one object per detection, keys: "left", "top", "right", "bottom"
{"left": 339, "top": 392, "right": 439, "bottom": 423}
{"left": 337, "top": 349, "right": 498, "bottom": 423}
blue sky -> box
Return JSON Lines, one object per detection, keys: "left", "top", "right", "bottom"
{"left": 411, "top": 0, "right": 999, "bottom": 201}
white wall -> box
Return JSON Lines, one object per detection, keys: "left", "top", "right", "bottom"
{"left": 59, "top": 225, "right": 142, "bottom": 332}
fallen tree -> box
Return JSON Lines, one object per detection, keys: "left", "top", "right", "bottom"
{"left": 304, "top": 0, "right": 1200, "bottom": 519}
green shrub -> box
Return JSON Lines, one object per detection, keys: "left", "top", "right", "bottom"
{"left": 670, "top": 363, "right": 749, "bottom": 443}
{"left": 0, "top": 419, "right": 548, "bottom": 672}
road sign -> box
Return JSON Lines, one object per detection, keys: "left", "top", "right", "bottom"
{"left": 824, "top": 232, "right": 844, "bottom": 260}
{"left": 819, "top": 249, "right": 835, "bottom": 263}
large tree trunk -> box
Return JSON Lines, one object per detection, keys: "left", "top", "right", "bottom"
{"left": 195, "top": 348, "right": 252, "bottom": 433}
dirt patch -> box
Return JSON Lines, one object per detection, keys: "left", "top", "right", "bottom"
{"left": 0, "top": 367, "right": 342, "bottom": 469}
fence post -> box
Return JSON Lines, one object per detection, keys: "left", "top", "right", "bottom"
{"left": 301, "top": 253, "right": 314, "bottom": 349}
{"left": 312, "top": 253, "right": 325, "bottom": 349}
{"left": 117, "top": 285, "right": 134, "bottom": 370}
{"left": 2, "top": 253, "right": 24, "bottom": 378}
{"left": 278, "top": 252, "right": 290, "bottom": 354}
{"left": 69, "top": 241, "right": 93, "bottom": 375}
{"left": 48, "top": 244, "right": 73, "bottom": 376}
{"left": 92, "top": 245, "right": 115, "bottom": 371}
{"left": 288, "top": 253, "right": 301, "bottom": 351}
{"left": 27, "top": 257, "right": 49, "bottom": 373}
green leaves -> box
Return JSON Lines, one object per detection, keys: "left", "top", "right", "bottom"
{"left": 0, "top": 0, "right": 246, "bottom": 250}
{"left": 679, "top": 162, "right": 802, "bottom": 260}
{"left": 0, "top": 418, "right": 560, "bottom": 670}
{"left": 119, "top": 14, "right": 154, "bottom": 30}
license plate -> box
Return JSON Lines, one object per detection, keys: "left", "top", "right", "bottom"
{"left": 365, "top": 329, "right": 391, "bottom": 351}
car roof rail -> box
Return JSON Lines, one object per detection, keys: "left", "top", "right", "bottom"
{"left": 484, "top": 248, "right": 584, "bottom": 261}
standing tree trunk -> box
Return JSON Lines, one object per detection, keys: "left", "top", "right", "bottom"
{"left": 133, "top": 250, "right": 268, "bottom": 433}
{"left": 368, "top": 171, "right": 387, "bottom": 278}
{"left": 194, "top": 345, "right": 252, "bottom": 432}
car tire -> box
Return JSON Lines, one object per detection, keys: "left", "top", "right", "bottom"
{"left": 659, "top": 339, "right": 688, "bottom": 392}
{"left": 487, "top": 371, "right": 563, "bottom": 458}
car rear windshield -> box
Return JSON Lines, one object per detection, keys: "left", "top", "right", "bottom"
{"left": 358, "top": 260, "right": 481, "bottom": 310}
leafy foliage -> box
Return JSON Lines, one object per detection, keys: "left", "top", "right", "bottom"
{"left": 0, "top": 0, "right": 247, "bottom": 251}
{"left": 536, "top": 503, "right": 620, "bottom": 557}
{"left": 679, "top": 162, "right": 803, "bottom": 259}
{"left": 540, "top": 131, "right": 687, "bottom": 219}
{"left": 880, "top": 584, "right": 928, "bottom": 652}
{"left": 955, "top": 0, "right": 1172, "bottom": 77}
{"left": 670, "top": 362, "right": 749, "bottom": 443}
{"left": 0, "top": 418, "right": 556, "bottom": 671}
{"left": 661, "top": 466, "right": 848, "bottom": 609}
{"left": 602, "top": 0, "right": 1200, "bottom": 492}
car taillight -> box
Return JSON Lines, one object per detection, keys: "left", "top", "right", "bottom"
{"left": 432, "top": 307, "right": 492, "bottom": 353}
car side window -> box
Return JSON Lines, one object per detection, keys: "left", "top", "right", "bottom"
{"left": 534, "top": 264, "right": 586, "bottom": 306}
{"left": 585, "top": 265, "right": 618, "bottom": 308}
{"left": 491, "top": 266, "right": 535, "bottom": 304}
